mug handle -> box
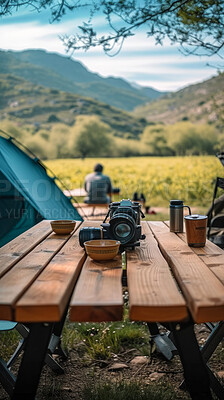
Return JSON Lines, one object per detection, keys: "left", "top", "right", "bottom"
{"left": 184, "top": 205, "right": 191, "bottom": 215}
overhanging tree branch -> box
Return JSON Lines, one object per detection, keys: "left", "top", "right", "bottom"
{"left": 1, "top": 0, "right": 224, "bottom": 62}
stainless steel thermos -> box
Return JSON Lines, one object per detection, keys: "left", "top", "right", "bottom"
{"left": 170, "top": 200, "right": 191, "bottom": 232}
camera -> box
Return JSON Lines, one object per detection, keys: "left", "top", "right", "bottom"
{"left": 79, "top": 199, "right": 145, "bottom": 250}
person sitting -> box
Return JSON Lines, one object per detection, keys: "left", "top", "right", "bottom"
{"left": 84, "top": 163, "right": 112, "bottom": 204}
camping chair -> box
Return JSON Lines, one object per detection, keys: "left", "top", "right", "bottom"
{"left": 0, "top": 320, "right": 66, "bottom": 396}
{"left": 207, "top": 177, "right": 224, "bottom": 248}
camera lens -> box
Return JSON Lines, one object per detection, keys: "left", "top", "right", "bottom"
{"left": 109, "top": 214, "right": 135, "bottom": 244}
{"left": 79, "top": 227, "right": 102, "bottom": 247}
{"left": 115, "top": 223, "right": 131, "bottom": 238}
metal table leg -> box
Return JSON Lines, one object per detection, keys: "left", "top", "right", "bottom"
{"left": 169, "top": 321, "right": 213, "bottom": 400}
{"left": 0, "top": 357, "right": 15, "bottom": 397}
{"left": 201, "top": 321, "right": 224, "bottom": 362}
{"left": 179, "top": 321, "right": 224, "bottom": 399}
{"left": 201, "top": 322, "right": 224, "bottom": 399}
{"left": 48, "top": 309, "right": 68, "bottom": 361}
{"left": 12, "top": 322, "right": 53, "bottom": 400}
{"left": 16, "top": 321, "right": 67, "bottom": 374}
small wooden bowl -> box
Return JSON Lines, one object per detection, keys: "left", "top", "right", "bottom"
{"left": 50, "top": 220, "right": 76, "bottom": 234}
{"left": 84, "top": 239, "right": 120, "bottom": 261}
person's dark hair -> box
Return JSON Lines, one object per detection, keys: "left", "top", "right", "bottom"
{"left": 94, "top": 163, "right": 103, "bottom": 172}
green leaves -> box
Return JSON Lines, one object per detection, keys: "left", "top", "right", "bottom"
{"left": 2, "top": 1, "right": 223, "bottom": 59}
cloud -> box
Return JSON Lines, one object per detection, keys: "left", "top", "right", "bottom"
{"left": 0, "top": 16, "right": 220, "bottom": 91}
{"left": 72, "top": 50, "right": 216, "bottom": 91}
{"left": 0, "top": 21, "right": 66, "bottom": 52}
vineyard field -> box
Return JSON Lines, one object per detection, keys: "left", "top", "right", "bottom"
{"left": 45, "top": 156, "right": 223, "bottom": 208}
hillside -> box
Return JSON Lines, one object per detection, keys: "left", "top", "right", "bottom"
{"left": 134, "top": 73, "right": 224, "bottom": 130}
{"left": 0, "top": 74, "right": 147, "bottom": 137}
{"left": 0, "top": 49, "right": 165, "bottom": 111}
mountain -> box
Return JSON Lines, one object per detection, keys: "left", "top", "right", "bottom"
{"left": 134, "top": 73, "right": 224, "bottom": 129}
{"left": 0, "top": 74, "right": 147, "bottom": 137}
{"left": 0, "top": 49, "right": 165, "bottom": 111}
{"left": 2, "top": 48, "right": 222, "bottom": 135}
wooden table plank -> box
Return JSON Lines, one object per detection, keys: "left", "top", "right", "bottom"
{"left": 0, "top": 221, "right": 81, "bottom": 321}
{"left": 127, "top": 221, "right": 187, "bottom": 322}
{"left": 70, "top": 255, "right": 123, "bottom": 322}
{"left": 177, "top": 233, "right": 224, "bottom": 286}
{"left": 0, "top": 220, "right": 52, "bottom": 278}
{"left": 15, "top": 222, "right": 84, "bottom": 322}
{"left": 149, "top": 221, "right": 224, "bottom": 323}
{"left": 70, "top": 219, "right": 123, "bottom": 322}
{"left": 164, "top": 220, "right": 224, "bottom": 285}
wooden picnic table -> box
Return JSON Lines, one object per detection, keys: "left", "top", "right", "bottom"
{"left": 63, "top": 188, "right": 121, "bottom": 198}
{"left": 0, "top": 219, "right": 223, "bottom": 399}
{"left": 63, "top": 188, "right": 87, "bottom": 197}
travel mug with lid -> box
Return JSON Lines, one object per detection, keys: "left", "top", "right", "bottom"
{"left": 184, "top": 214, "right": 207, "bottom": 247}
{"left": 170, "top": 200, "right": 191, "bottom": 233}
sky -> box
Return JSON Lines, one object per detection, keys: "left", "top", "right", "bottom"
{"left": 0, "top": 4, "right": 222, "bottom": 92}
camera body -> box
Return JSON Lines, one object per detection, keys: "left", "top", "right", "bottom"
{"left": 79, "top": 199, "right": 145, "bottom": 250}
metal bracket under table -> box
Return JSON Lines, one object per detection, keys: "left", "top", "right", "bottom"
{"left": 168, "top": 320, "right": 218, "bottom": 400}
{"left": 179, "top": 321, "right": 224, "bottom": 400}
{"left": 11, "top": 322, "right": 53, "bottom": 400}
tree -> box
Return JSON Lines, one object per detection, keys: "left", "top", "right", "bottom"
{"left": 141, "top": 125, "right": 174, "bottom": 155}
{"left": 167, "top": 122, "right": 218, "bottom": 155}
{"left": 1, "top": 1, "right": 224, "bottom": 61}
{"left": 69, "top": 115, "right": 113, "bottom": 158}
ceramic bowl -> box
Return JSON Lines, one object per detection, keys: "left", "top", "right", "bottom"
{"left": 50, "top": 220, "right": 76, "bottom": 234}
{"left": 84, "top": 239, "right": 120, "bottom": 261}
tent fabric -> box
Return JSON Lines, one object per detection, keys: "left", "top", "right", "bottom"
{"left": 0, "top": 136, "right": 82, "bottom": 247}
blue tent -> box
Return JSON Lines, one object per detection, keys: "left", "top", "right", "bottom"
{"left": 0, "top": 135, "right": 83, "bottom": 247}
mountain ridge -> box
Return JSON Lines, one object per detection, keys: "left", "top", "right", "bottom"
{"left": 0, "top": 73, "right": 147, "bottom": 137}
{"left": 1, "top": 48, "right": 223, "bottom": 134}
{"left": 134, "top": 72, "right": 224, "bottom": 130}
{"left": 0, "top": 49, "right": 165, "bottom": 111}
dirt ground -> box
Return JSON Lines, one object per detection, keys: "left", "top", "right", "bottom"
{"left": 0, "top": 324, "right": 223, "bottom": 400}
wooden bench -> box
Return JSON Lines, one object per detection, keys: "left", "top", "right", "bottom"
{"left": 63, "top": 188, "right": 145, "bottom": 217}
{"left": 76, "top": 203, "right": 109, "bottom": 218}
{"left": 76, "top": 201, "right": 146, "bottom": 219}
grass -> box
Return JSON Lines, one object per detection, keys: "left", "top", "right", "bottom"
{"left": 0, "top": 328, "right": 21, "bottom": 360}
{"left": 145, "top": 211, "right": 169, "bottom": 221}
{"left": 82, "top": 381, "right": 190, "bottom": 400}
{"left": 1, "top": 314, "right": 220, "bottom": 400}
{"left": 62, "top": 304, "right": 150, "bottom": 360}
